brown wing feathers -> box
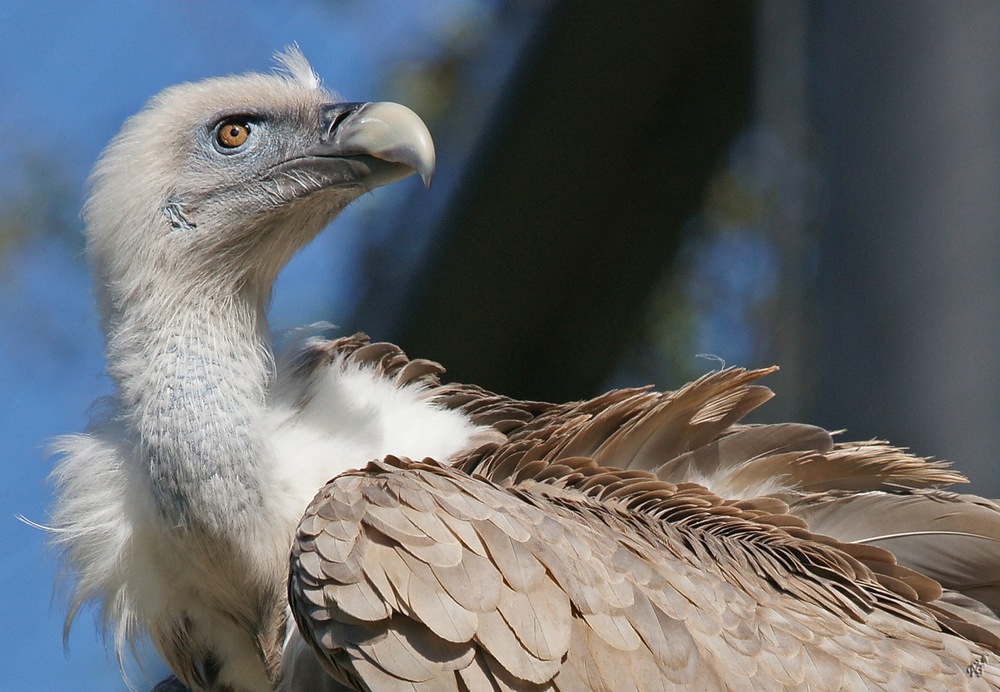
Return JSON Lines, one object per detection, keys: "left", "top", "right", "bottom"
{"left": 291, "top": 455, "right": 999, "bottom": 689}
{"left": 289, "top": 339, "right": 1000, "bottom": 688}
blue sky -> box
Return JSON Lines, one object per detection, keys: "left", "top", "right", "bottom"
{"left": 0, "top": 2, "right": 495, "bottom": 688}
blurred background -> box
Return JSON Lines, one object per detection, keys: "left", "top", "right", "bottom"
{"left": 2, "top": 1, "right": 999, "bottom": 688}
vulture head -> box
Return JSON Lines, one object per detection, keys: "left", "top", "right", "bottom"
{"left": 85, "top": 47, "right": 433, "bottom": 319}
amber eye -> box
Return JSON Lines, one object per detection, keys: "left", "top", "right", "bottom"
{"left": 216, "top": 120, "right": 250, "bottom": 148}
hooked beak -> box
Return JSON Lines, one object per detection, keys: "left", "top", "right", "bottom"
{"left": 273, "top": 101, "right": 435, "bottom": 199}
{"left": 315, "top": 101, "right": 435, "bottom": 187}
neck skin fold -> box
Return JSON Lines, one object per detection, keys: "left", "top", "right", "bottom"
{"left": 93, "top": 202, "right": 336, "bottom": 540}
{"left": 106, "top": 283, "right": 273, "bottom": 537}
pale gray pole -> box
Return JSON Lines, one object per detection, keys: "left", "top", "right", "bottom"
{"left": 815, "top": 2, "right": 1000, "bottom": 494}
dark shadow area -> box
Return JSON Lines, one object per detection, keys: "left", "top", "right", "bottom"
{"left": 381, "top": 2, "right": 754, "bottom": 402}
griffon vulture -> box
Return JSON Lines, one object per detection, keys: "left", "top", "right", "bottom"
{"left": 48, "top": 48, "right": 1000, "bottom": 691}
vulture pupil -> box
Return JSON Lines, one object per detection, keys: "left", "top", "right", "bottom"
{"left": 217, "top": 120, "right": 250, "bottom": 149}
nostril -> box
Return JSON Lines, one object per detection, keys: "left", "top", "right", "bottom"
{"left": 321, "top": 102, "right": 365, "bottom": 139}
{"left": 330, "top": 108, "right": 354, "bottom": 132}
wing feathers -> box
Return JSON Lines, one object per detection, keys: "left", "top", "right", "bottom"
{"left": 290, "top": 454, "right": 1000, "bottom": 688}
{"left": 284, "top": 344, "right": 1000, "bottom": 687}
{"left": 790, "top": 490, "right": 1000, "bottom": 609}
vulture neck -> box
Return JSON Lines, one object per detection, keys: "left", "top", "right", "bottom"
{"left": 108, "top": 279, "right": 274, "bottom": 538}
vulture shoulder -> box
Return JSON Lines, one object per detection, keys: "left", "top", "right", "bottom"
{"left": 286, "top": 336, "right": 1000, "bottom": 690}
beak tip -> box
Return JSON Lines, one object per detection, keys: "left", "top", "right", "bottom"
{"left": 397, "top": 123, "right": 435, "bottom": 190}
{"left": 420, "top": 164, "right": 435, "bottom": 189}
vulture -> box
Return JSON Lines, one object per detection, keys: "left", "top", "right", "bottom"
{"left": 48, "top": 48, "right": 1000, "bottom": 691}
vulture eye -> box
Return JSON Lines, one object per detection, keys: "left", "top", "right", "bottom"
{"left": 216, "top": 119, "right": 251, "bottom": 149}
